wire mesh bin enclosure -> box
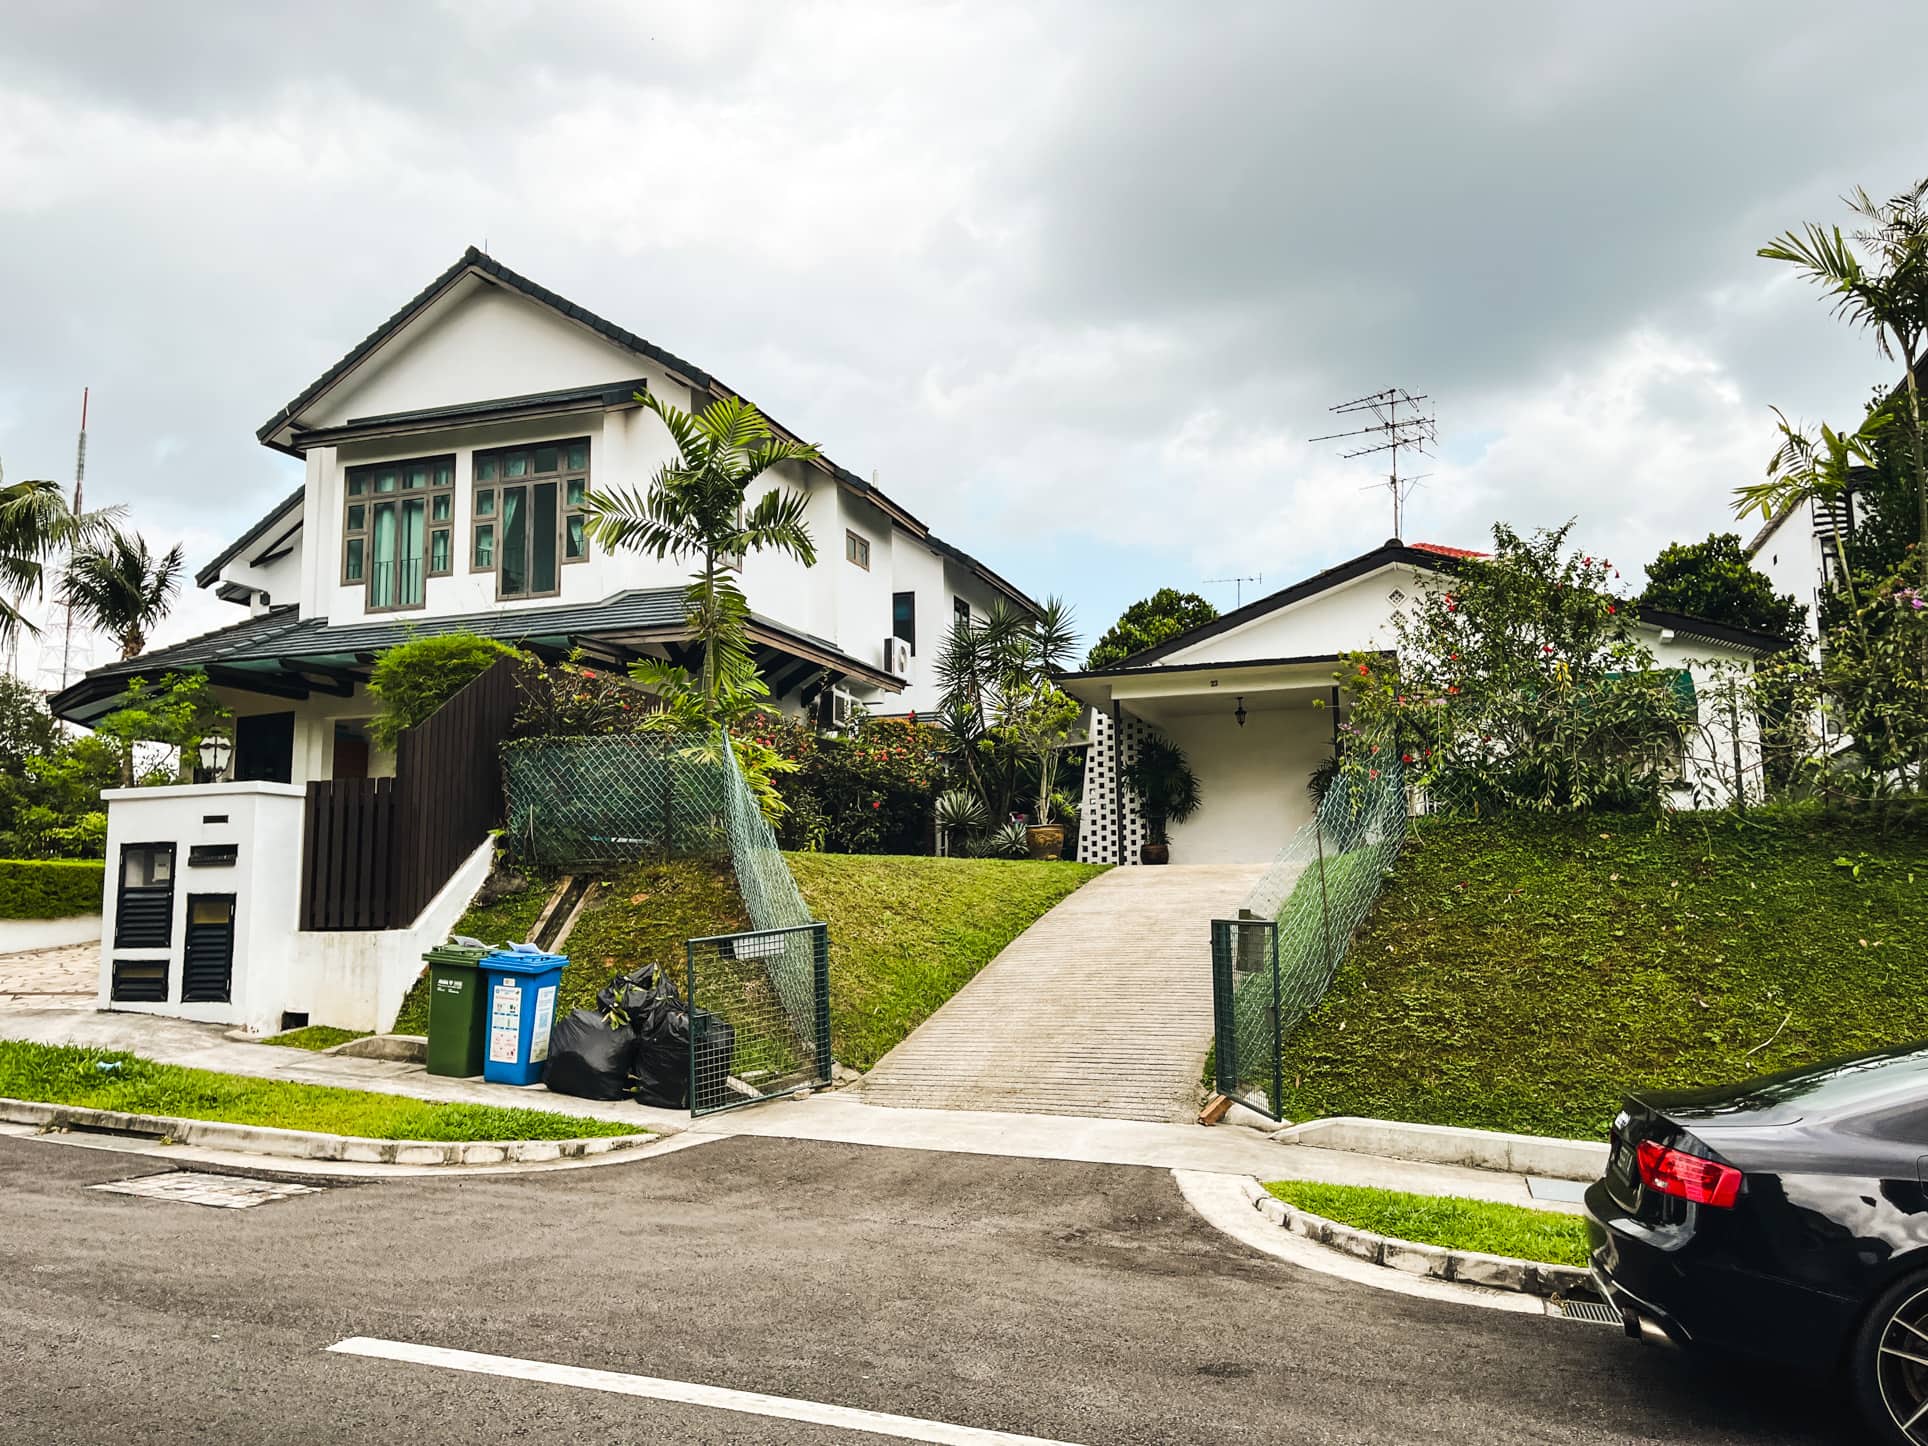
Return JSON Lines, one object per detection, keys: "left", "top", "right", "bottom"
{"left": 1210, "top": 754, "right": 1408, "bottom": 1120}
{"left": 502, "top": 735, "right": 731, "bottom": 870}
{"left": 686, "top": 922, "right": 831, "bottom": 1115}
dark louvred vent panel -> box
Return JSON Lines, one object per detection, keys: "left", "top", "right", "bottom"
{"left": 114, "top": 888, "right": 174, "bottom": 949}
{"left": 181, "top": 897, "right": 235, "bottom": 1004}
{"left": 111, "top": 958, "right": 168, "bottom": 1003}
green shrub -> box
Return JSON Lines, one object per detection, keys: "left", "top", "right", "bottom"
{"left": 0, "top": 859, "right": 106, "bottom": 919}
{"left": 367, "top": 633, "right": 521, "bottom": 749}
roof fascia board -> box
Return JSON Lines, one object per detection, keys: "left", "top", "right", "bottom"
{"left": 193, "top": 486, "right": 308, "bottom": 588}
{"left": 284, "top": 378, "right": 649, "bottom": 453}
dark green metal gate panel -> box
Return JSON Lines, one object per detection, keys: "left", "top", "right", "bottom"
{"left": 1211, "top": 915, "right": 1282, "bottom": 1121}
{"left": 686, "top": 921, "right": 831, "bottom": 1116}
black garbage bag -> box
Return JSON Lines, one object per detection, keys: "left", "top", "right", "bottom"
{"left": 691, "top": 1009, "right": 738, "bottom": 1112}
{"left": 597, "top": 964, "right": 678, "bottom": 1021}
{"left": 543, "top": 1009, "right": 639, "bottom": 1101}
{"left": 629, "top": 1000, "right": 691, "bottom": 1110}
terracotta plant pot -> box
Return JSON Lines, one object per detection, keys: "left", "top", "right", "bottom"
{"left": 1025, "top": 824, "right": 1064, "bottom": 861}
{"left": 1140, "top": 842, "right": 1170, "bottom": 865}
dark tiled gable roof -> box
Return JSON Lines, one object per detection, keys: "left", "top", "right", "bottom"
{"left": 1115, "top": 540, "right": 1794, "bottom": 667}
{"left": 244, "top": 246, "right": 1041, "bottom": 615}
{"left": 192, "top": 486, "right": 305, "bottom": 589}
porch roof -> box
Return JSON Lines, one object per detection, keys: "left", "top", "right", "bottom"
{"left": 49, "top": 589, "right": 901, "bottom": 724}
{"left": 1056, "top": 652, "right": 1363, "bottom": 715}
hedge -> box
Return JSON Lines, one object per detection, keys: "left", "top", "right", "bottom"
{"left": 0, "top": 859, "right": 107, "bottom": 920}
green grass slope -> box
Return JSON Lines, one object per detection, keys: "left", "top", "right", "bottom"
{"left": 1278, "top": 812, "right": 1928, "bottom": 1140}
{"left": 790, "top": 853, "right": 1107, "bottom": 1071}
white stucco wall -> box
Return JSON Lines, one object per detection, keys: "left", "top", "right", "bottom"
{"left": 1747, "top": 507, "right": 1827, "bottom": 662}
{"left": 0, "top": 915, "right": 102, "bottom": 952}
{"left": 1159, "top": 704, "right": 1333, "bottom": 864}
{"left": 1163, "top": 564, "right": 1425, "bottom": 666}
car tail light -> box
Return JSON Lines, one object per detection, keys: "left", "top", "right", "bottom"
{"left": 1636, "top": 1140, "right": 1742, "bottom": 1208}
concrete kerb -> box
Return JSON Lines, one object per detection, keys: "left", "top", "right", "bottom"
{"left": 1272, "top": 1117, "right": 1609, "bottom": 1182}
{"left": 0, "top": 1097, "right": 662, "bottom": 1167}
{"left": 1234, "top": 1176, "right": 1589, "bottom": 1299}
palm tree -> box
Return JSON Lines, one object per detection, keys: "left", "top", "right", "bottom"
{"left": 0, "top": 463, "right": 108, "bottom": 645}
{"left": 60, "top": 529, "right": 186, "bottom": 660}
{"left": 1760, "top": 179, "right": 1928, "bottom": 580}
{"left": 582, "top": 391, "right": 820, "bottom": 723}
{"left": 932, "top": 595, "right": 1077, "bottom": 820}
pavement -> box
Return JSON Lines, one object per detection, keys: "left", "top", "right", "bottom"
{"left": 0, "top": 1129, "right": 1852, "bottom": 1444}
{"left": 0, "top": 942, "right": 97, "bottom": 1008}
{"left": 861, "top": 863, "right": 1266, "bottom": 1122}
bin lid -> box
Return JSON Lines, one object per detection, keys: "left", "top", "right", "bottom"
{"left": 481, "top": 941, "right": 568, "bottom": 974}
{"left": 424, "top": 943, "right": 492, "bottom": 966}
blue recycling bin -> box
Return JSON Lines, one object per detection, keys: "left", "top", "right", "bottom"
{"left": 481, "top": 943, "right": 568, "bottom": 1086}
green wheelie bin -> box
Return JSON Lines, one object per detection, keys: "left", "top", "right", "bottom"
{"left": 424, "top": 942, "right": 492, "bottom": 1077}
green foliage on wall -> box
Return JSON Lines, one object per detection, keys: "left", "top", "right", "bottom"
{"left": 367, "top": 633, "right": 521, "bottom": 749}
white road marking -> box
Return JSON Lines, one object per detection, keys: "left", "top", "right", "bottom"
{"left": 326, "top": 1337, "right": 1085, "bottom": 1445}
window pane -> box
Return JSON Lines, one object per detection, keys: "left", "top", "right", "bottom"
{"left": 532, "top": 482, "right": 558, "bottom": 593}
{"left": 476, "top": 455, "right": 498, "bottom": 483}
{"left": 400, "top": 499, "right": 426, "bottom": 605}
{"left": 405, "top": 466, "right": 429, "bottom": 491}
{"left": 565, "top": 514, "right": 585, "bottom": 559}
{"left": 369, "top": 503, "right": 397, "bottom": 607}
{"left": 348, "top": 474, "right": 368, "bottom": 497}
{"left": 345, "top": 536, "right": 364, "bottom": 582}
{"left": 475, "top": 488, "right": 495, "bottom": 517}
{"left": 430, "top": 528, "right": 451, "bottom": 574}
{"left": 431, "top": 493, "right": 452, "bottom": 523}
{"left": 505, "top": 453, "right": 528, "bottom": 478}
{"left": 433, "top": 462, "right": 453, "bottom": 487}
{"left": 566, "top": 478, "right": 586, "bottom": 507}
{"left": 500, "top": 489, "right": 526, "bottom": 595}
{"left": 534, "top": 445, "right": 559, "bottom": 474}
{"left": 565, "top": 442, "right": 587, "bottom": 471}
{"left": 346, "top": 504, "right": 365, "bottom": 532}
{"left": 893, "top": 591, "right": 915, "bottom": 648}
{"left": 376, "top": 470, "right": 398, "bottom": 493}
{"left": 473, "top": 523, "right": 495, "bottom": 569}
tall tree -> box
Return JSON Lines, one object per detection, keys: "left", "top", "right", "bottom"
{"left": 1639, "top": 532, "right": 1806, "bottom": 645}
{"left": 1760, "top": 178, "right": 1928, "bottom": 582}
{"left": 0, "top": 463, "right": 117, "bottom": 645}
{"left": 59, "top": 529, "right": 185, "bottom": 660}
{"left": 1084, "top": 588, "right": 1218, "bottom": 669}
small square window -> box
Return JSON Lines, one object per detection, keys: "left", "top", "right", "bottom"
{"left": 476, "top": 456, "right": 498, "bottom": 483}
{"left": 431, "top": 494, "right": 452, "bottom": 523}
{"left": 566, "top": 478, "right": 586, "bottom": 507}
{"left": 430, "top": 529, "right": 451, "bottom": 574}
{"left": 505, "top": 454, "right": 528, "bottom": 478}
{"left": 565, "top": 443, "right": 587, "bottom": 471}
{"left": 475, "top": 489, "right": 495, "bottom": 517}
{"left": 375, "top": 470, "right": 399, "bottom": 494}
{"left": 845, "top": 530, "right": 871, "bottom": 570}
{"left": 1388, "top": 587, "right": 1407, "bottom": 605}
{"left": 434, "top": 462, "right": 454, "bottom": 487}
{"left": 534, "top": 445, "right": 559, "bottom": 474}
{"left": 473, "top": 525, "right": 495, "bottom": 569}
{"left": 566, "top": 515, "right": 586, "bottom": 560}
{"left": 348, "top": 475, "right": 368, "bottom": 497}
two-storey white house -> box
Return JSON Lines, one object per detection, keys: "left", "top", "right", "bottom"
{"left": 51, "top": 248, "right": 1039, "bottom": 1034}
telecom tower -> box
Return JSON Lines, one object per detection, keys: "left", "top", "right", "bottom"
{"left": 33, "top": 388, "right": 96, "bottom": 694}
{"left": 1309, "top": 388, "right": 1438, "bottom": 541}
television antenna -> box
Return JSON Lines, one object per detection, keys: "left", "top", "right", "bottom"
{"left": 1309, "top": 388, "right": 1437, "bottom": 542}
{"left": 1204, "top": 573, "right": 1263, "bottom": 607}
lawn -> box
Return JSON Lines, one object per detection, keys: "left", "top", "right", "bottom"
{"left": 790, "top": 853, "right": 1107, "bottom": 1070}
{"left": 1264, "top": 1180, "right": 1591, "bottom": 1268}
{"left": 0, "top": 1041, "right": 635, "bottom": 1141}
{"left": 1278, "top": 809, "right": 1928, "bottom": 1139}
{"left": 262, "top": 1025, "right": 369, "bottom": 1052}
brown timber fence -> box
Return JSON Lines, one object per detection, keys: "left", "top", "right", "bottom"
{"left": 299, "top": 657, "right": 521, "bottom": 931}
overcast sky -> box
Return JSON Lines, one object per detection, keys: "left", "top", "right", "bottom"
{"left": 3, "top": 1, "right": 1925, "bottom": 674}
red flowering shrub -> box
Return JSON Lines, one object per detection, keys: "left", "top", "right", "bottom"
{"left": 754, "top": 711, "right": 950, "bottom": 853}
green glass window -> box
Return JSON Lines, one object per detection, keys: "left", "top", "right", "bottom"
{"left": 344, "top": 453, "right": 452, "bottom": 609}
{"left": 471, "top": 437, "right": 589, "bottom": 594}
{"left": 473, "top": 524, "right": 495, "bottom": 570}
{"left": 344, "top": 537, "right": 364, "bottom": 582}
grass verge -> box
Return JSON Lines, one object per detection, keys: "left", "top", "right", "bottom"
{"left": 0, "top": 1041, "right": 636, "bottom": 1141}
{"left": 1264, "top": 1180, "right": 1590, "bottom": 1267}
{"left": 789, "top": 853, "right": 1107, "bottom": 1071}
{"left": 261, "top": 1026, "right": 369, "bottom": 1052}
{"left": 1278, "top": 811, "right": 1928, "bottom": 1139}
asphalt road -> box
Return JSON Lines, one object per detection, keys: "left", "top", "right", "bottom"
{"left": 0, "top": 1132, "right": 1860, "bottom": 1444}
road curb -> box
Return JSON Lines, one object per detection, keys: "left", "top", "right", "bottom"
{"left": 0, "top": 1097, "right": 661, "bottom": 1167}
{"left": 1272, "top": 1117, "right": 1608, "bottom": 1182}
{"left": 1235, "top": 1177, "right": 1589, "bottom": 1299}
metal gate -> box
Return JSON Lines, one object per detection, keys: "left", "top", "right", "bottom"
{"left": 1210, "top": 916, "right": 1283, "bottom": 1121}
{"left": 685, "top": 922, "right": 831, "bottom": 1115}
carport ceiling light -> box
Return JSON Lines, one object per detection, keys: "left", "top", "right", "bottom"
{"left": 1234, "top": 696, "right": 1247, "bottom": 728}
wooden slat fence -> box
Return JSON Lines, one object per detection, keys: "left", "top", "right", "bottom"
{"left": 298, "top": 657, "right": 521, "bottom": 932}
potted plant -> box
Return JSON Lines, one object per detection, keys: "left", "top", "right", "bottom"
{"left": 1122, "top": 732, "right": 1201, "bottom": 864}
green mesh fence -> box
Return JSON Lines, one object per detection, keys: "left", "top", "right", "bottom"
{"left": 1212, "top": 753, "right": 1408, "bottom": 1118}
{"left": 502, "top": 735, "right": 730, "bottom": 870}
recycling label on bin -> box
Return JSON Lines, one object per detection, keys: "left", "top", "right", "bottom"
{"left": 529, "top": 984, "right": 557, "bottom": 1063}
{"left": 488, "top": 980, "right": 522, "bottom": 1064}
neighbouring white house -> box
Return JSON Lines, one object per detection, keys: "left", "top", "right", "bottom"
{"left": 51, "top": 247, "right": 1040, "bottom": 1034}
{"left": 1744, "top": 494, "right": 1850, "bottom": 666}
{"left": 1059, "top": 539, "right": 1792, "bottom": 867}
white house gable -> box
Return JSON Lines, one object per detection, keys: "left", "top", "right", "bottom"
{"left": 1163, "top": 563, "right": 1430, "bottom": 665}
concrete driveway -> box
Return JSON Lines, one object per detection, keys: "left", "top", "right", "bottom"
{"left": 861, "top": 863, "right": 1266, "bottom": 1122}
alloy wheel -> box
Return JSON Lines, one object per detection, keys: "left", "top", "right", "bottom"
{"left": 1876, "top": 1285, "right": 1928, "bottom": 1442}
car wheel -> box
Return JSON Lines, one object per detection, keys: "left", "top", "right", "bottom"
{"left": 1854, "top": 1270, "right": 1928, "bottom": 1444}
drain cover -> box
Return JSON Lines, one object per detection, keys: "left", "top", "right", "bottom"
{"left": 90, "top": 1171, "right": 321, "bottom": 1209}
{"left": 1525, "top": 1176, "right": 1590, "bottom": 1204}
{"left": 1553, "top": 1296, "right": 1624, "bottom": 1326}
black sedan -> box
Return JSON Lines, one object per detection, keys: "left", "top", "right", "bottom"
{"left": 1586, "top": 1041, "right": 1928, "bottom": 1443}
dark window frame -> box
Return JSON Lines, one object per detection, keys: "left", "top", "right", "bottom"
{"left": 892, "top": 591, "right": 917, "bottom": 653}
{"left": 342, "top": 454, "right": 455, "bottom": 611}
{"left": 114, "top": 841, "right": 176, "bottom": 950}
{"left": 845, "top": 529, "right": 871, "bottom": 570}
{"left": 954, "top": 595, "right": 971, "bottom": 625}
{"left": 472, "top": 437, "right": 589, "bottom": 600}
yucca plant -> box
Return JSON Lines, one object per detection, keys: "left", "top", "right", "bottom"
{"left": 933, "top": 788, "right": 986, "bottom": 855}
